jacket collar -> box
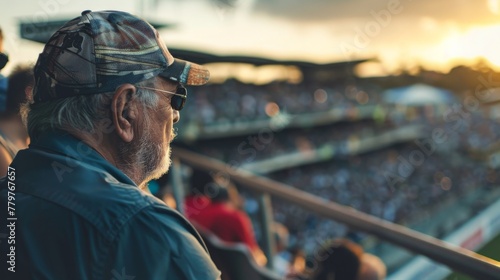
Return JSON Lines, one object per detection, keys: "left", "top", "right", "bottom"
{"left": 27, "top": 129, "right": 136, "bottom": 186}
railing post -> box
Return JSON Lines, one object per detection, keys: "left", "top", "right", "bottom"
{"left": 170, "top": 158, "right": 185, "bottom": 214}
{"left": 258, "top": 193, "right": 275, "bottom": 270}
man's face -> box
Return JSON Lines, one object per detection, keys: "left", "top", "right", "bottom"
{"left": 130, "top": 78, "right": 181, "bottom": 184}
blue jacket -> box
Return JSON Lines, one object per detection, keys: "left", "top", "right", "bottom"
{"left": 0, "top": 130, "right": 220, "bottom": 280}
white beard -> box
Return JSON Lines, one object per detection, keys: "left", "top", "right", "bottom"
{"left": 118, "top": 118, "right": 173, "bottom": 186}
{"left": 138, "top": 123, "right": 172, "bottom": 183}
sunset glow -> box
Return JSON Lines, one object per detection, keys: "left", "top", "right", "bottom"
{"left": 438, "top": 24, "right": 500, "bottom": 69}
{"left": 1, "top": 0, "right": 500, "bottom": 76}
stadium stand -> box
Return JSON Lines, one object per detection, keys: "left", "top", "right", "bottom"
{"left": 193, "top": 223, "right": 281, "bottom": 280}
{"left": 171, "top": 76, "right": 500, "bottom": 278}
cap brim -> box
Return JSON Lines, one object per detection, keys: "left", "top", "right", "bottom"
{"left": 158, "top": 59, "right": 210, "bottom": 86}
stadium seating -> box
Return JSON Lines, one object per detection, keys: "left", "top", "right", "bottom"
{"left": 194, "top": 224, "right": 282, "bottom": 280}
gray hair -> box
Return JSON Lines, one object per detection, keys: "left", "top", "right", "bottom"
{"left": 21, "top": 79, "right": 160, "bottom": 140}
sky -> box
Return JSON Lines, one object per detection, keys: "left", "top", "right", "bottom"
{"left": 1, "top": 0, "right": 500, "bottom": 77}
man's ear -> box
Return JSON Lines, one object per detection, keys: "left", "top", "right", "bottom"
{"left": 111, "top": 84, "right": 138, "bottom": 143}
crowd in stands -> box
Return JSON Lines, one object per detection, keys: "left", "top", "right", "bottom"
{"left": 180, "top": 105, "right": 500, "bottom": 244}
{"left": 182, "top": 119, "right": 398, "bottom": 164}
{"left": 177, "top": 77, "right": 500, "bottom": 172}
{"left": 171, "top": 77, "right": 500, "bottom": 277}
{"left": 180, "top": 79, "right": 383, "bottom": 126}
{"left": 267, "top": 141, "right": 496, "bottom": 249}
{"left": 452, "top": 110, "right": 500, "bottom": 151}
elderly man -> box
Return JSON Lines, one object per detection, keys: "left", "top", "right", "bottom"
{"left": 0, "top": 10, "right": 220, "bottom": 279}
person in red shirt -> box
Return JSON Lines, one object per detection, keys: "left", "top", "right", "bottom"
{"left": 192, "top": 180, "right": 267, "bottom": 266}
{"left": 184, "top": 168, "right": 214, "bottom": 220}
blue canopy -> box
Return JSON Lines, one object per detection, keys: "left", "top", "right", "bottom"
{"left": 383, "top": 83, "right": 456, "bottom": 106}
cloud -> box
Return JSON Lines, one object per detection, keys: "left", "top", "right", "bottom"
{"left": 252, "top": 0, "right": 498, "bottom": 26}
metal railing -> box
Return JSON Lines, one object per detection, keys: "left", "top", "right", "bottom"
{"left": 173, "top": 147, "right": 500, "bottom": 280}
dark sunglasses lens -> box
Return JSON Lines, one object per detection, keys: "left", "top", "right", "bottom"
{"left": 171, "top": 86, "right": 187, "bottom": 110}
{"left": 171, "top": 96, "right": 185, "bottom": 110}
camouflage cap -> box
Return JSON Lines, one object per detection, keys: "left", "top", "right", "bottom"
{"left": 33, "top": 10, "right": 210, "bottom": 103}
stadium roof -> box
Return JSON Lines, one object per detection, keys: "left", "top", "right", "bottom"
{"left": 19, "top": 19, "right": 372, "bottom": 69}
{"left": 169, "top": 48, "right": 372, "bottom": 69}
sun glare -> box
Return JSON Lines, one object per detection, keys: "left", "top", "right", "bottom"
{"left": 205, "top": 63, "right": 303, "bottom": 84}
{"left": 438, "top": 24, "right": 500, "bottom": 70}
{"left": 488, "top": 0, "right": 500, "bottom": 14}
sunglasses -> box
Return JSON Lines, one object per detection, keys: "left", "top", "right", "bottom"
{"left": 135, "top": 85, "right": 187, "bottom": 111}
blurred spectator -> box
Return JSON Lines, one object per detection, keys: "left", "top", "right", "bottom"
{"left": 0, "top": 64, "right": 32, "bottom": 175}
{"left": 226, "top": 178, "right": 246, "bottom": 210}
{"left": 0, "top": 27, "right": 10, "bottom": 175}
{"left": 0, "top": 28, "right": 6, "bottom": 67}
{"left": 297, "top": 238, "right": 385, "bottom": 280}
{"left": 308, "top": 238, "right": 364, "bottom": 280}
{"left": 359, "top": 253, "right": 387, "bottom": 280}
{"left": 191, "top": 179, "right": 268, "bottom": 266}
{"left": 184, "top": 168, "right": 214, "bottom": 220}
{"left": 286, "top": 246, "right": 307, "bottom": 279}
